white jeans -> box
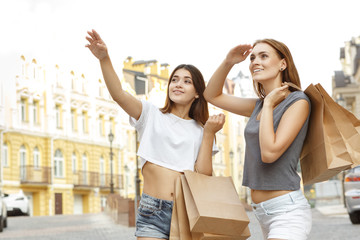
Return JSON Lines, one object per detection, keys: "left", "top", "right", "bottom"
{"left": 251, "top": 189, "right": 312, "bottom": 240}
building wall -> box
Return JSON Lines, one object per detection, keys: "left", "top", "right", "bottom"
{"left": 333, "top": 36, "right": 360, "bottom": 118}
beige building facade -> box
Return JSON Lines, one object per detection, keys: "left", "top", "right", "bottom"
{"left": 332, "top": 36, "right": 360, "bottom": 117}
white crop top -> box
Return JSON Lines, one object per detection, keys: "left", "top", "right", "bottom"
{"left": 130, "top": 100, "right": 218, "bottom": 172}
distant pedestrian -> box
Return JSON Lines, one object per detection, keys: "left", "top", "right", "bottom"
{"left": 204, "top": 39, "right": 312, "bottom": 240}
{"left": 86, "top": 29, "right": 224, "bottom": 240}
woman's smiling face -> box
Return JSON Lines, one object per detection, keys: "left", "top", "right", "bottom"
{"left": 249, "top": 42, "right": 285, "bottom": 83}
{"left": 168, "top": 68, "right": 198, "bottom": 106}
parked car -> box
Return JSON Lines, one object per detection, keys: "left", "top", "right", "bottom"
{"left": 0, "top": 191, "right": 8, "bottom": 232}
{"left": 344, "top": 165, "right": 360, "bottom": 224}
{"left": 3, "top": 190, "right": 30, "bottom": 216}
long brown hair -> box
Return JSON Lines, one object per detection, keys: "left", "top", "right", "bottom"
{"left": 252, "top": 39, "right": 301, "bottom": 99}
{"left": 160, "top": 64, "right": 209, "bottom": 126}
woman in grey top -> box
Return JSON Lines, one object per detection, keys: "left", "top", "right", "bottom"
{"left": 204, "top": 39, "right": 312, "bottom": 240}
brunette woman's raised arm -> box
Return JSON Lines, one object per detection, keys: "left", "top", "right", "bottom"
{"left": 86, "top": 29, "right": 142, "bottom": 120}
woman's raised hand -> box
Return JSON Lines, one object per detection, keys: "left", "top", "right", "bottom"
{"left": 85, "top": 29, "right": 108, "bottom": 60}
{"left": 225, "top": 44, "right": 252, "bottom": 65}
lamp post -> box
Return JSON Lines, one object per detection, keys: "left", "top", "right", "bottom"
{"left": 108, "top": 130, "right": 114, "bottom": 194}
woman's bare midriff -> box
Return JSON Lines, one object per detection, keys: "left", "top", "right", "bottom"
{"left": 142, "top": 162, "right": 183, "bottom": 201}
{"left": 251, "top": 189, "right": 293, "bottom": 204}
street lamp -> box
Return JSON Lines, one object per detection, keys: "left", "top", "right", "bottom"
{"left": 108, "top": 130, "right": 114, "bottom": 194}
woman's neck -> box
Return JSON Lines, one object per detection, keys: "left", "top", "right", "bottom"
{"left": 262, "top": 79, "right": 283, "bottom": 96}
{"left": 171, "top": 105, "right": 191, "bottom": 119}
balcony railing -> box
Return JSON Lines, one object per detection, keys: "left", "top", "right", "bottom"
{"left": 73, "top": 171, "right": 99, "bottom": 187}
{"left": 100, "top": 173, "right": 124, "bottom": 190}
{"left": 20, "top": 165, "right": 51, "bottom": 184}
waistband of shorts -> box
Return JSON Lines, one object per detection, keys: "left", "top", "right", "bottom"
{"left": 251, "top": 189, "right": 304, "bottom": 209}
{"left": 140, "top": 193, "right": 173, "bottom": 208}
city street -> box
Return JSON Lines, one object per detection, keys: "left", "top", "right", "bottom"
{"left": 0, "top": 206, "right": 359, "bottom": 239}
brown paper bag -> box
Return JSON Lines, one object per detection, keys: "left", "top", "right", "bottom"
{"left": 300, "top": 84, "right": 352, "bottom": 185}
{"left": 315, "top": 83, "right": 360, "bottom": 167}
{"left": 170, "top": 176, "right": 250, "bottom": 240}
{"left": 182, "top": 171, "right": 249, "bottom": 237}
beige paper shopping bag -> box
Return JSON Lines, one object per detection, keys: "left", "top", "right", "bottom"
{"left": 315, "top": 83, "right": 360, "bottom": 167}
{"left": 181, "top": 171, "right": 249, "bottom": 237}
{"left": 300, "top": 84, "right": 352, "bottom": 185}
{"left": 170, "top": 176, "right": 250, "bottom": 240}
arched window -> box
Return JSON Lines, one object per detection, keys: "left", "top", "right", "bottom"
{"left": 54, "top": 149, "right": 64, "bottom": 177}
{"left": 33, "top": 146, "right": 40, "bottom": 168}
{"left": 72, "top": 152, "right": 77, "bottom": 173}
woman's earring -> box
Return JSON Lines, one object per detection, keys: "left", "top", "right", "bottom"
{"left": 280, "top": 68, "right": 284, "bottom": 71}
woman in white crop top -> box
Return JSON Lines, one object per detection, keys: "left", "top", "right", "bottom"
{"left": 86, "top": 29, "right": 225, "bottom": 240}
{"left": 204, "top": 40, "right": 312, "bottom": 239}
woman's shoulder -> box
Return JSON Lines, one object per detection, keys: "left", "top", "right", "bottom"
{"left": 288, "top": 90, "right": 310, "bottom": 103}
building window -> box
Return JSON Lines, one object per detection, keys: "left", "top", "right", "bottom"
{"left": 33, "top": 146, "right": 40, "bottom": 168}
{"left": 82, "top": 111, "right": 88, "bottom": 133}
{"left": 54, "top": 149, "right": 64, "bottom": 178}
{"left": 98, "top": 79, "right": 103, "bottom": 97}
{"left": 81, "top": 74, "right": 86, "bottom": 94}
{"left": 33, "top": 100, "right": 39, "bottom": 124}
{"left": 109, "top": 117, "right": 115, "bottom": 134}
{"left": 20, "top": 145, "right": 27, "bottom": 180}
{"left": 21, "top": 98, "right": 28, "bottom": 122}
{"left": 55, "top": 104, "right": 62, "bottom": 129}
{"left": 71, "top": 109, "right": 78, "bottom": 132}
{"left": 99, "top": 115, "right": 104, "bottom": 136}
{"left": 82, "top": 153, "right": 88, "bottom": 184}
{"left": 2, "top": 143, "right": 9, "bottom": 167}
{"left": 72, "top": 152, "right": 77, "bottom": 173}
{"left": 82, "top": 154, "right": 88, "bottom": 172}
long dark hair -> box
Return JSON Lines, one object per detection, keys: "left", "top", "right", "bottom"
{"left": 160, "top": 64, "right": 209, "bottom": 126}
{"left": 252, "top": 39, "right": 301, "bottom": 99}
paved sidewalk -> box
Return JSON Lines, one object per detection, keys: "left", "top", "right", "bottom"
{"left": 316, "top": 204, "right": 348, "bottom": 216}
{"left": 1, "top": 213, "right": 136, "bottom": 240}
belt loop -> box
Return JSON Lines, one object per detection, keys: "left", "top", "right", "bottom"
{"left": 289, "top": 191, "right": 295, "bottom": 203}
{"left": 159, "top": 199, "right": 163, "bottom": 210}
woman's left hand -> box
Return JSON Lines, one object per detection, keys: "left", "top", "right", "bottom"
{"left": 264, "top": 84, "right": 289, "bottom": 108}
{"left": 204, "top": 113, "right": 226, "bottom": 134}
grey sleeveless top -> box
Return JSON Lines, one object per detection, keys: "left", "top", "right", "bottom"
{"left": 242, "top": 91, "right": 311, "bottom": 190}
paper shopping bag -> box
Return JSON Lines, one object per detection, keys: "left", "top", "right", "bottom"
{"left": 170, "top": 176, "right": 250, "bottom": 240}
{"left": 182, "top": 171, "right": 249, "bottom": 237}
{"left": 315, "top": 83, "right": 360, "bottom": 167}
{"left": 300, "top": 84, "right": 352, "bottom": 185}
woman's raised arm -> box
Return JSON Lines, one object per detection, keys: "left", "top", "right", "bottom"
{"left": 86, "top": 29, "right": 142, "bottom": 120}
{"left": 204, "top": 44, "right": 257, "bottom": 117}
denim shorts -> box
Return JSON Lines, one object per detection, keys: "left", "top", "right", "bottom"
{"left": 251, "top": 189, "right": 312, "bottom": 240}
{"left": 135, "top": 193, "right": 174, "bottom": 239}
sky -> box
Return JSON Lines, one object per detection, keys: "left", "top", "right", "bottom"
{"left": 1, "top": 0, "right": 360, "bottom": 95}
